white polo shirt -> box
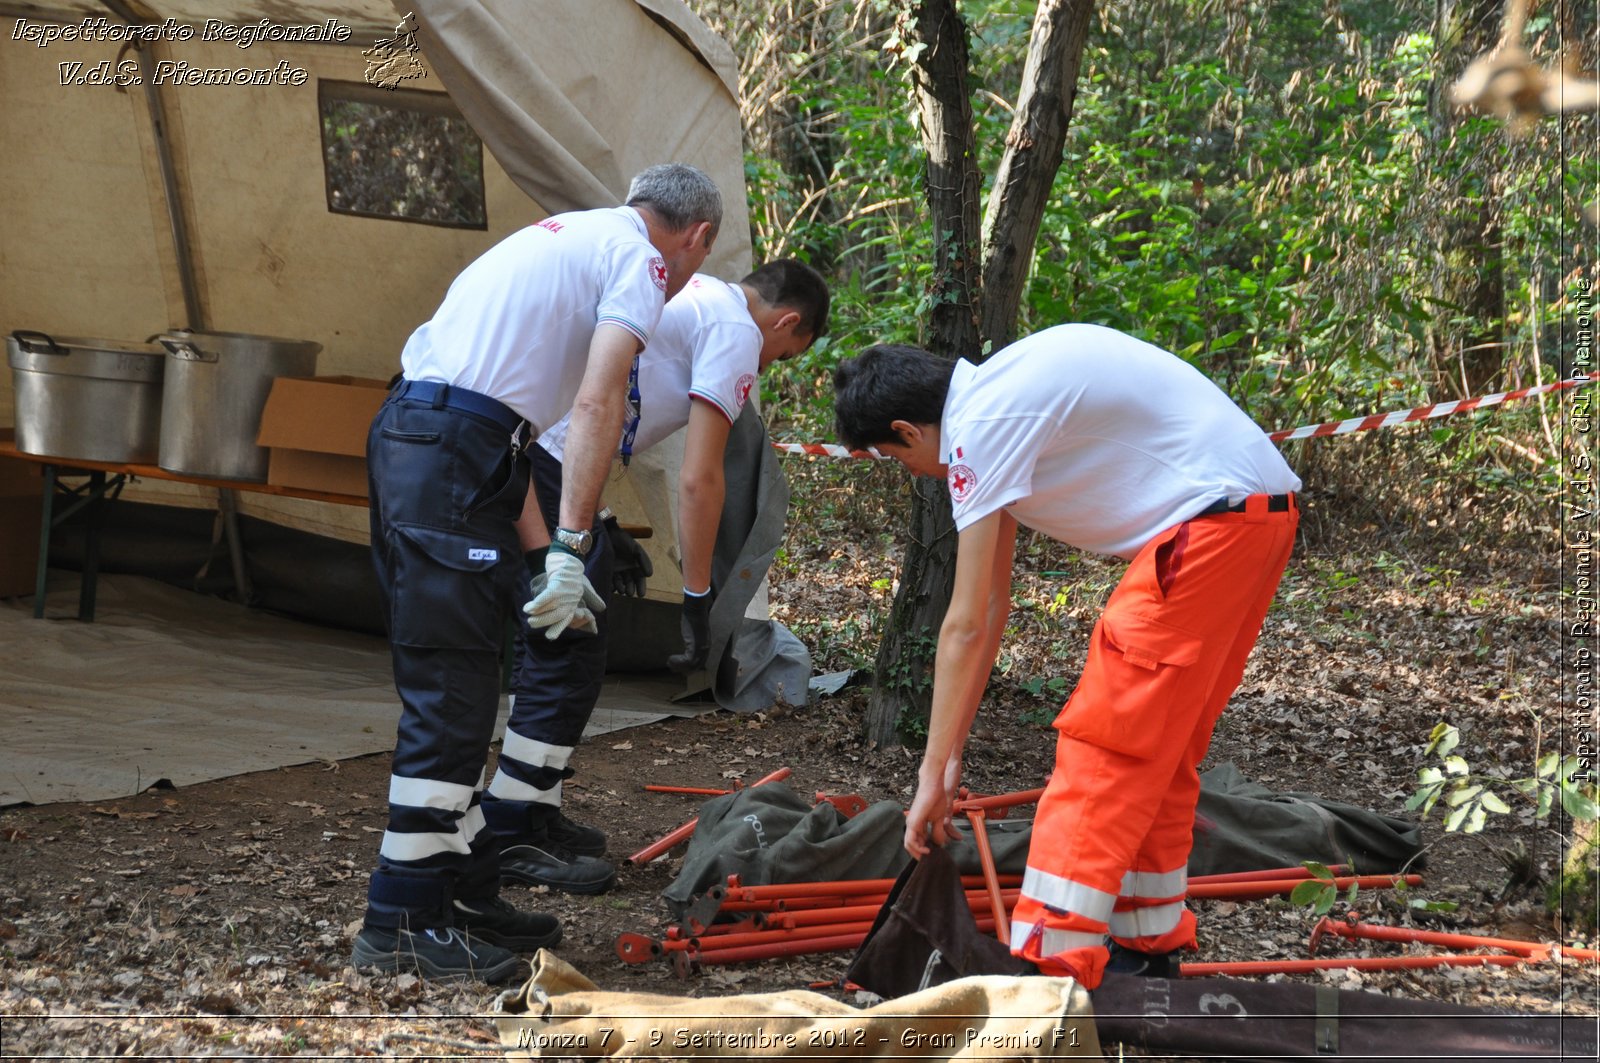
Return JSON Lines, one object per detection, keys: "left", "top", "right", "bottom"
{"left": 943, "top": 324, "right": 1301, "bottom": 559}
{"left": 539, "top": 274, "right": 760, "bottom": 461}
{"left": 400, "top": 206, "right": 667, "bottom": 433}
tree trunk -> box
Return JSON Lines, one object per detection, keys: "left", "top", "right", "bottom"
{"left": 863, "top": 0, "right": 981, "bottom": 747}
{"left": 863, "top": 476, "right": 960, "bottom": 745}
{"left": 981, "top": 0, "right": 1098, "bottom": 347}
{"left": 863, "top": 0, "right": 1096, "bottom": 747}
{"left": 905, "top": 0, "right": 986, "bottom": 355}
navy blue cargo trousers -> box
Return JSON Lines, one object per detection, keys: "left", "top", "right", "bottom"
{"left": 363, "top": 381, "right": 530, "bottom": 930}
{"left": 481, "top": 442, "right": 615, "bottom": 839}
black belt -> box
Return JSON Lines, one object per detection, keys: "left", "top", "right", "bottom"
{"left": 1194, "top": 493, "right": 1292, "bottom": 517}
{"left": 390, "top": 379, "right": 526, "bottom": 438}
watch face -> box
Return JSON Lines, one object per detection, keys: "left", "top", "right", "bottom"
{"left": 556, "top": 528, "right": 592, "bottom": 555}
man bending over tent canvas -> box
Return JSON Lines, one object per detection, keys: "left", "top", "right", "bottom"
{"left": 479, "top": 260, "right": 830, "bottom": 895}
{"left": 832, "top": 326, "right": 1300, "bottom": 989}
{"left": 355, "top": 164, "right": 720, "bottom": 984}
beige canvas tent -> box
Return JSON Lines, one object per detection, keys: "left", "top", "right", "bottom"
{"left": 0, "top": 1, "right": 815, "bottom": 811}
{"left": 0, "top": 0, "right": 752, "bottom": 558}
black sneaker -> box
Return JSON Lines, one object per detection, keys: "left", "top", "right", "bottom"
{"left": 351, "top": 925, "right": 521, "bottom": 984}
{"left": 532, "top": 806, "right": 607, "bottom": 858}
{"left": 452, "top": 895, "right": 562, "bottom": 951}
{"left": 501, "top": 838, "right": 617, "bottom": 894}
{"left": 1106, "top": 942, "right": 1176, "bottom": 978}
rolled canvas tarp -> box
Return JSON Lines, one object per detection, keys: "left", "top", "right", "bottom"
{"left": 406, "top": 0, "right": 751, "bottom": 279}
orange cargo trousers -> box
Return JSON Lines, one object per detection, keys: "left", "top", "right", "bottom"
{"left": 1010, "top": 494, "right": 1298, "bottom": 988}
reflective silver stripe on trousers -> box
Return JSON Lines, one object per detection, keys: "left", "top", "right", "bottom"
{"left": 487, "top": 729, "right": 571, "bottom": 805}
{"left": 1021, "top": 865, "right": 1118, "bottom": 922}
{"left": 1109, "top": 899, "right": 1186, "bottom": 939}
{"left": 379, "top": 804, "right": 488, "bottom": 861}
{"left": 1119, "top": 866, "right": 1187, "bottom": 899}
{"left": 1009, "top": 918, "right": 1106, "bottom": 956}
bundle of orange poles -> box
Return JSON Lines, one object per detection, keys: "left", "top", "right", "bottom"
{"left": 615, "top": 864, "right": 1430, "bottom": 971}
{"left": 622, "top": 782, "right": 1586, "bottom": 978}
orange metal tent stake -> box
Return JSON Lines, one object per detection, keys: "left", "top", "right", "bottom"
{"left": 953, "top": 787, "right": 1046, "bottom": 816}
{"left": 625, "top": 766, "right": 792, "bottom": 865}
{"left": 966, "top": 808, "right": 1011, "bottom": 945}
{"left": 661, "top": 921, "right": 880, "bottom": 952}
{"left": 1187, "top": 874, "right": 1422, "bottom": 900}
{"left": 723, "top": 872, "right": 1022, "bottom": 898}
{"left": 1311, "top": 916, "right": 1600, "bottom": 963}
{"left": 1188, "top": 864, "right": 1350, "bottom": 886}
{"left": 643, "top": 785, "right": 735, "bottom": 796}
{"left": 1181, "top": 954, "right": 1530, "bottom": 977}
{"left": 681, "top": 915, "right": 1001, "bottom": 969}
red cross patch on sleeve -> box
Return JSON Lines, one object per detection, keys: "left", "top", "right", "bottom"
{"left": 947, "top": 463, "right": 976, "bottom": 501}
{"left": 648, "top": 257, "right": 668, "bottom": 291}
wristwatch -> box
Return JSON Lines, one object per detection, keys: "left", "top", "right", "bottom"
{"left": 553, "top": 526, "right": 593, "bottom": 557}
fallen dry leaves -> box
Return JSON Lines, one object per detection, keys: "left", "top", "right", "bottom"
{"left": 1, "top": 506, "right": 1593, "bottom": 1058}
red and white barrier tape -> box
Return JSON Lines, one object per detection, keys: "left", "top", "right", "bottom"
{"left": 1266, "top": 372, "right": 1597, "bottom": 442}
{"left": 772, "top": 373, "right": 1598, "bottom": 459}
{"left": 770, "top": 442, "right": 883, "bottom": 460}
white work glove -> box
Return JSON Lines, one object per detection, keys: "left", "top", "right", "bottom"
{"left": 523, "top": 549, "right": 605, "bottom": 639}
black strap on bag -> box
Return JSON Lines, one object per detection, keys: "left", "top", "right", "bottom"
{"left": 845, "top": 845, "right": 1032, "bottom": 1000}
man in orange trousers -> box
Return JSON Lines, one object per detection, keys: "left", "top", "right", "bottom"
{"left": 833, "top": 326, "right": 1300, "bottom": 988}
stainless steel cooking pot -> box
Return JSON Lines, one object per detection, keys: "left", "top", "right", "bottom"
{"left": 156, "top": 329, "right": 320, "bottom": 481}
{"left": 7, "top": 330, "right": 165, "bottom": 463}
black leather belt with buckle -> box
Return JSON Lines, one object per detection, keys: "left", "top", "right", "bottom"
{"left": 1195, "top": 493, "right": 1292, "bottom": 517}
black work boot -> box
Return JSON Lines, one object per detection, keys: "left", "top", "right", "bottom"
{"left": 531, "top": 804, "right": 607, "bottom": 858}
{"left": 451, "top": 895, "right": 562, "bottom": 951}
{"left": 500, "top": 836, "right": 617, "bottom": 894}
{"left": 1106, "top": 942, "right": 1177, "bottom": 978}
{"left": 351, "top": 924, "right": 521, "bottom": 984}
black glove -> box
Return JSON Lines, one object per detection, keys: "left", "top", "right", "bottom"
{"left": 604, "top": 515, "right": 653, "bottom": 597}
{"left": 666, "top": 589, "right": 712, "bottom": 673}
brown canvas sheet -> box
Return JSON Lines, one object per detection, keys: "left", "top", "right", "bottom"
{"left": 496, "top": 950, "right": 1100, "bottom": 1060}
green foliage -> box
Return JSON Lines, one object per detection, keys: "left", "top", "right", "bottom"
{"left": 1289, "top": 862, "right": 1356, "bottom": 916}
{"left": 1016, "top": 675, "right": 1069, "bottom": 726}
{"left": 1018, "top": 675, "right": 1070, "bottom": 699}
{"left": 699, "top": 0, "right": 1580, "bottom": 541}
{"left": 693, "top": 0, "right": 1588, "bottom": 720}
{"left": 1286, "top": 861, "right": 1459, "bottom": 916}
{"left": 882, "top": 627, "right": 939, "bottom": 700}
{"left": 1407, "top": 723, "right": 1599, "bottom": 833}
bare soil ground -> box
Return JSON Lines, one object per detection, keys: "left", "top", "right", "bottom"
{"left": 1, "top": 490, "right": 1595, "bottom": 1059}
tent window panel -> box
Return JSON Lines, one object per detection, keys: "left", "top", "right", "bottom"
{"left": 318, "top": 81, "right": 486, "bottom": 229}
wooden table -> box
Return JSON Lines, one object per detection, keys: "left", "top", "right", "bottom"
{"left": 0, "top": 437, "right": 368, "bottom": 622}
{"left": 1, "top": 436, "right": 647, "bottom": 623}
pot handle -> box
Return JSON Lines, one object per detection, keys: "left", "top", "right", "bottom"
{"left": 158, "top": 336, "right": 217, "bottom": 362}
{"left": 10, "top": 330, "right": 66, "bottom": 355}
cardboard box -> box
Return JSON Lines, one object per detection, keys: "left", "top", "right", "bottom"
{"left": 256, "top": 376, "right": 389, "bottom": 497}
{"left": 0, "top": 429, "right": 45, "bottom": 599}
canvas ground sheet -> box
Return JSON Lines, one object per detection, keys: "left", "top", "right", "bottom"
{"left": 661, "top": 768, "right": 1422, "bottom": 915}
{"left": 495, "top": 950, "right": 1100, "bottom": 1060}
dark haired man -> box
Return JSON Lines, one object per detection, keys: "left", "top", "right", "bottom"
{"left": 484, "top": 260, "right": 831, "bottom": 894}
{"left": 354, "top": 164, "right": 721, "bottom": 983}
{"left": 833, "top": 325, "right": 1299, "bottom": 989}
